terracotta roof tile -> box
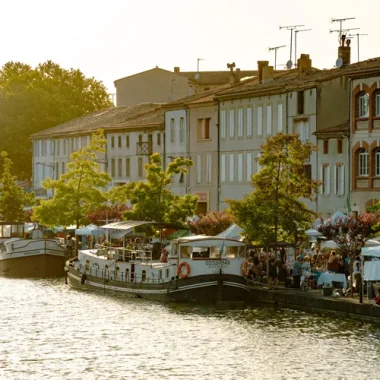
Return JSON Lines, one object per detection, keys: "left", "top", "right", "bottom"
{"left": 30, "top": 103, "right": 163, "bottom": 139}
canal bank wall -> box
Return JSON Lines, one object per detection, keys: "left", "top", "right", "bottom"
{"left": 248, "top": 287, "right": 380, "bottom": 320}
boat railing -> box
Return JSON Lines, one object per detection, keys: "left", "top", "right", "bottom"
{"left": 92, "top": 246, "right": 154, "bottom": 263}
{"left": 83, "top": 266, "right": 168, "bottom": 284}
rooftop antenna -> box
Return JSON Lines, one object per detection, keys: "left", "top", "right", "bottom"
{"left": 269, "top": 45, "right": 286, "bottom": 70}
{"left": 279, "top": 24, "right": 305, "bottom": 66}
{"left": 330, "top": 17, "right": 357, "bottom": 42}
{"left": 348, "top": 33, "right": 368, "bottom": 63}
{"left": 294, "top": 29, "right": 311, "bottom": 67}
{"left": 197, "top": 58, "right": 204, "bottom": 72}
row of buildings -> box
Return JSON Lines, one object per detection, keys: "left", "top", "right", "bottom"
{"left": 31, "top": 36, "right": 380, "bottom": 218}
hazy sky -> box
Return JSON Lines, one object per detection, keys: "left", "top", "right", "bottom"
{"left": 1, "top": 0, "right": 378, "bottom": 94}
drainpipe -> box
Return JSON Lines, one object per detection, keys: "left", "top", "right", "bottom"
{"left": 216, "top": 99, "right": 221, "bottom": 211}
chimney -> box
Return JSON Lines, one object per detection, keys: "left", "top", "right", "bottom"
{"left": 338, "top": 35, "right": 351, "bottom": 66}
{"left": 174, "top": 67, "right": 180, "bottom": 73}
{"left": 262, "top": 66, "right": 274, "bottom": 83}
{"left": 297, "top": 54, "right": 312, "bottom": 76}
{"left": 257, "top": 60, "right": 269, "bottom": 83}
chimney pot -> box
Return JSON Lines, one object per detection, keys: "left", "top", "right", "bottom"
{"left": 257, "top": 60, "right": 269, "bottom": 83}
{"left": 297, "top": 54, "right": 312, "bottom": 76}
{"left": 174, "top": 67, "right": 180, "bottom": 73}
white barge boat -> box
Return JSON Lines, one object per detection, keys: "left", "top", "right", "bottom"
{"left": 0, "top": 222, "right": 67, "bottom": 277}
{"left": 65, "top": 221, "right": 250, "bottom": 303}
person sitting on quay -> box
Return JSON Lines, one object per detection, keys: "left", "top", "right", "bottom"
{"left": 327, "top": 250, "right": 339, "bottom": 272}
{"left": 268, "top": 256, "right": 279, "bottom": 286}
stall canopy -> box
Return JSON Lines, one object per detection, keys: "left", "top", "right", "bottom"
{"left": 330, "top": 210, "right": 348, "bottom": 224}
{"left": 362, "top": 246, "right": 380, "bottom": 258}
{"left": 216, "top": 224, "right": 243, "bottom": 240}
{"left": 75, "top": 224, "right": 105, "bottom": 236}
{"left": 305, "top": 228, "right": 323, "bottom": 237}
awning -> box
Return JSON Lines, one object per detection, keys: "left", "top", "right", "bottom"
{"left": 362, "top": 246, "right": 380, "bottom": 258}
{"left": 75, "top": 224, "right": 105, "bottom": 236}
{"left": 100, "top": 220, "right": 187, "bottom": 232}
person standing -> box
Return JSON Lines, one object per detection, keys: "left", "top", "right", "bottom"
{"left": 353, "top": 256, "right": 362, "bottom": 295}
{"left": 292, "top": 255, "right": 303, "bottom": 288}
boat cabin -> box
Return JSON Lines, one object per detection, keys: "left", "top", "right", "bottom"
{"left": 0, "top": 222, "right": 24, "bottom": 240}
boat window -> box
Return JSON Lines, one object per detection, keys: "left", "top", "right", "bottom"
{"left": 180, "top": 246, "right": 191, "bottom": 258}
{"left": 165, "top": 268, "right": 169, "bottom": 278}
{"left": 193, "top": 247, "right": 210, "bottom": 259}
{"left": 0, "top": 243, "right": 6, "bottom": 253}
{"left": 142, "top": 270, "right": 146, "bottom": 281}
{"left": 158, "top": 270, "right": 162, "bottom": 280}
{"left": 125, "top": 268, "right": 130, "bottom": 281}
{"left": 171, "top": 243, "right": 177, "bottom": 256}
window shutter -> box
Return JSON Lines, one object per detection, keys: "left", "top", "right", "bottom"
{"left": 266, "top": 106, "right": 272, "bottom": 135}
{"left": 221, "top": 154, "right": 226, "bottom": 182}
{"left": 257, "top": 107, "right": 263, "bottom": 136}
{"left": 246, "top": 107, "right": 252, "bottom": 137}
{"left": 238, "top": 153, "right": 243, "bottom": 181}
{"left": 277, "top": 104, "right": 283, "bottom": 132}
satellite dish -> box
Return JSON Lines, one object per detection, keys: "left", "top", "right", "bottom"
{"left": 194, "top": 73, "right": 200, "bottom": 80}
{"left": 336, "top": 58, "right": 343, "bottom": 68}
{"left": 286, "top": 60, "right": 293, "bottom": 70}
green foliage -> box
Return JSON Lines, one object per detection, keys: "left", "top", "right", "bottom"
{"left": 0, "top": 60, "right": 112, "bottom": 179}
{"left": 188, "top": 211, "right": 235, "bottom": 236}
{"left": 109, "top": 153, "right": 198, "bottom": 227}
{"left": 0, "top": 151, "right": 35, "bottom": 222}
{"left": 32, "top": 130, "right": 111, "bottom": 228}
{"left": 86, "top": 204, "right": 129, "bottom": 225}
{"left": 227, "top": 133, "right": 318, "bottom": 245}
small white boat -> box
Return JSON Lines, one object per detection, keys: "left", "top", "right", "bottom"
{"left": 65, "top": 221, "right": 250, "bottom": 303}
{"left": 0, "top": 222, "right": 67, "bottom": 277}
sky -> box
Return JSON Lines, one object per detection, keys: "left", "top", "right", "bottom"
{"left": 1, "top": 0, "right": 379, "bottom": 95}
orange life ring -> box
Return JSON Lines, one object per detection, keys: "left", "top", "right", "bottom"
{"left": 241, "top": 260, "right": 250, "bottom": 277}
{"left": 177, "top": 262, "right": 191, "bottom": 279}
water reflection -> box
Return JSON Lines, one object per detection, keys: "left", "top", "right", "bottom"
{"left": 0, "top": 277, "right": 380, "bottom": 379}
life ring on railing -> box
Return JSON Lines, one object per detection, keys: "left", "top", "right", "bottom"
{"left": 241, "top": 260, "right": 250, "bottom": 277}
{"left": 81, "top": 273, "right": 86, "bottom": 285}
{"left": 177, "top": 262, "right": 191, "bottom": 279}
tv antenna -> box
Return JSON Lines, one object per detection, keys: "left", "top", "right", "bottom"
{"left": 348, "top": 33, "right": 368, "bottom": 63}
{"left": 330, "top": 17, "right": 357, "bottom": 42}
{"left": 197, "top": 58, "right": 204, "bottom": 72}
{"left": 279, "top": 24, "right": 305, "bottom": 63}
{"left": 294, "top": 29, "right": 311, "bottom": 67}
{"left": 269, "top": 45, "right": 285, "bottom": 70}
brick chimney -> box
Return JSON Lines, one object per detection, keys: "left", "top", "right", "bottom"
{"left": 338, "top": 35, "right": 351, "bottom": 66}
{"left": 257, "top": 61, "right": 269, "bottom": 83}
{"left": 297, "top": 54, "right": 312, "bottom": 76}
{"left": 262, "top": 66, "right": 274, "bottom": 83}
{"left": 174, "top": 67, "right": 180, "bottom": 73}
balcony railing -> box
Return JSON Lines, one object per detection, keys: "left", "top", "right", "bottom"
{"left": 136, "top": 142, "right": 152, "bottom": 156}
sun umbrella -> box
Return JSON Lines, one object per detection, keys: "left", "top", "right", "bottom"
{"left": 305, "top": 228, "right": 323, "bottom": 237}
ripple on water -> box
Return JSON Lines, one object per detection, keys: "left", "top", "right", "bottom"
{"left": 0, "top": 277, "right": 380, "bottom": 379}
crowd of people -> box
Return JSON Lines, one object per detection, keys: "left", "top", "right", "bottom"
{"left": 246, "top": 246, "right": 362, "bottom": 292}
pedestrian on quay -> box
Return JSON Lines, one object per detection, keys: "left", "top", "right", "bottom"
{"left": 292, "top": 254, "right": 303, "bottom": 288}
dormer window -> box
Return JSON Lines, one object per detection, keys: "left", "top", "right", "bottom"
{"left": 358, "top": 92, "right": 369, "bottom": 118}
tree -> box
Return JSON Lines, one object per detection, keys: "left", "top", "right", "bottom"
{"left": 0, "top": 152, "right": 35, "bottom": 222}
{"left": 32, "top": 130, "right": 111, "bottom": 228}
{"left": 86, "top": 204, "right": 129, "bottom": 225}
{"left": 109, "top": 153, "right": 198, "bottom": 226}
{"left": 317, "top": 213, "right": 380, "bottom": 259}
{"left": 227, "top": 133, "right": 318, "bottom": 245}
{"left": 0, "top": 60, "right": 112, "bottom": 179}
{"left": 188, "top": 211, "right": 236, "bottom": 236}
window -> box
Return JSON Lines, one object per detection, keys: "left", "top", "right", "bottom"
{"left": 118, "top": 158, "right": 122, "bottom": 177}
{"left": 118, "top": 136, "right": 122, "bottom": 148}
{"left": 56, "top": 140, "right": 60, "bottom": 156}
{"left": 238, "top": 108, "right": 243, "bottom": 137}
{"left": 266, "top": 106, "right": 272, "bottom": 135}
{"left": 170, "top": 118, "right": 175, "bottom": 143}
{"left": 63, "top": 139, "right": 67, "bottom": 155}
{"left": 246, "top": 153, "right": 252, "bottom": 181}
{"left": 337, "top": 139, "right": 343, "bottom": 154}
{"left": 179, "top": 117, "right": 185, "bottom": 143}
{"left": 238, "top": 154, "right": 243, "bottom": 181}
{"left": 221, "top": 154, "right": 226, "bottom": 182}
{"left": 111, "top": 136, "right": 115, "bottom": 149}
{"left": 359, "top": 148, "right": 369, "bottom": 176}
{"left": 297, "top": 91, "right": 304, "bottom": 114}
{"left": 256, "top": 152, "right": 262, "bottom": 172}
{"left": 221, "top": 110, "right": 226, "bottom": 139}
{"left": 42, "top": 141, "right": 47, "bottom": 156}
{"left": 323, "top": 140, "right": 329, "bottom": 154}
{"left": 111, "top": 158, "right": 116, "bottom": 177}
{"left": 277, "top": 104, "right": 283, "bottom": 132}
{"left": 126, "top": 135, "right": 130, "bottom": 148}
{"left": 376, "top": 93, "right": 380, "bottom": 117}
{"left": 157, "top": 133, "right": 161, "bottom": 146}
{"left": 197, "top": 155, "right": 201, "bottom": 184}
{"left": 50, "top": 140, "right": 54, "bottom": 156}
{"left": 359, "top": 92, "right": 369, "bottom": 118}
{"left": 125, "top": 158, "right": 130, "bottom": 177}
{"left": 246, "top": 107, "right": 252, "bottom": 137}
{"left": 322, "top": 165, "right": 330, "bottom": 195}
{"left": 138, "top": 158, "right": 143, "bottom": 177}
{"left": 229, "top": 154, "right": 234, "bottom": 181}
{"left": 206, "top": 154, "right": 212, "bottom": 183}
{"left": 376, "top": 148, "right": 380, "bottom": 176}
{"left": 257, "top": 107, "right": 263, "bottom": 135}
{"left": 335, "top": 165, "right": 345, "bottom": 195}
{"left": 304, "top": 164, "right": 312, "bottom": 181}
{"left": 229, "top": 109, "right": 235, "bottom": 138}
{"left": 197, "top": 118, "right": 210, "bottom": 140}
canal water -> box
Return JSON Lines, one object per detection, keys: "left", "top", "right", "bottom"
{"left": 1, "top": 277, "right": 380, "bottom": 380}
